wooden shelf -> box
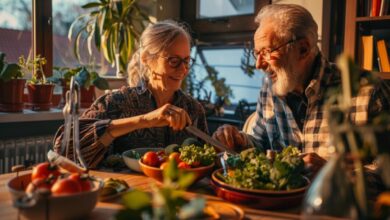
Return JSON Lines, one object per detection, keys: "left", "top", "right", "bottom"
{"left": 379, "top": 72, "right": 390, "bottom": 79}
{"left": 356, "top": 16, "right": 390, "bottom": 29}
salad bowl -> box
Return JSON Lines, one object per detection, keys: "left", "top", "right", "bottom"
{"left": 211, "top": 169, "right": 310, "bottom": 209}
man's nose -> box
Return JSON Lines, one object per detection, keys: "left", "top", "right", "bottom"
{"left": 255, "top": 55, "right": 269, "bottom": 70}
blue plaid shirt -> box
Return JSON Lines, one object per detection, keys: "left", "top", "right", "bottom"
{"left": 247, "top": 54, "right": 390, "bottom": 159}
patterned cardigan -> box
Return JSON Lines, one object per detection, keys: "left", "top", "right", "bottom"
{"left": 53, "top": 86, "right": 208, "bottom": 168}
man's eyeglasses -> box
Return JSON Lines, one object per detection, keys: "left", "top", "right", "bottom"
{"left": 159, "top": 55, "right": 193, "bottom": 69}
{"left": 252, "top": 36, "right": 302, "bottom": 61}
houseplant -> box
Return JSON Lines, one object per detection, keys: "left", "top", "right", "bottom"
{"left": 0, "top": 52, "right": 26, "bottom": 112}
{"left": 68, "top": 0, "right": 151, "bottom": 78}
{"left": 53, "top": 66, "right": 109, "bottom": 108}
{"left": 20, "top": 55, "right": 55, "bottom": 111}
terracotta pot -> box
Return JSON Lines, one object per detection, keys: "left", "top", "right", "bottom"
{"left": 0, "top": 79, "right": 26, "bottom": 112}
{"left": 60, "top": 80, "right": 95, "bottom": 108}
{"left": 26, "top": 83, "right": 55, "bottom": 111}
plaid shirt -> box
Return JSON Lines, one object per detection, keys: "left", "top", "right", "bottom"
{"left": 247, "top": 54, "right": 390, "bottom": 159}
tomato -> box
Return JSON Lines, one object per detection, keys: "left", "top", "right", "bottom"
{"left": 159, "top": 162, "right": 169, "bottom": 170}
{"left": 168, "top": 152, "right": 182, "bottom": 164}
{"left": 178, "top": 161, "right": 191, "bottom": 169}
{"left": 143, "top": 151, "right": 160, "bottom": 167}
{"left": 31, "top": 162, "right": 61, "bottom": 181}
{"left": 25, "top": 177, "right": 54, "bottom": 193}
{"left": 69, "top": 173, "right": 93, "bottom": 192}
{"left": 51, "top": 178, "right": 81, "bottom": 196}
{"left": 191, "top": 161, "right": 201, "bottom": 168}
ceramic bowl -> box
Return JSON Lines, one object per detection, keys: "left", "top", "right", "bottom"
{"left": 210, "top": 169, "right": 310, "bottom": 210}
{"left": 122, "top": 148, "right": 163, "bottom": 172}
{"left": 139, "top": 160, "right": 215, "bottom": 183}
{"left": 7, "top": 173, "right": 102, "bottom": 220}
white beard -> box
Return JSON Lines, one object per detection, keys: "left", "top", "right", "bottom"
{"left": 270, "top": 60, "right": 300, "bottom": 96}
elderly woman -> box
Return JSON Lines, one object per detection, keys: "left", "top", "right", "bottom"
{"left": 54, "top": 20, "right": 208, "bottom": 168}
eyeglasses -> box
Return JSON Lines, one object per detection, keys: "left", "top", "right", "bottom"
{"left": 252, "top": 36, "right": 301, "bottom": 61}
{"left": 159, "top": 55, "right": 193, "bottom": 69}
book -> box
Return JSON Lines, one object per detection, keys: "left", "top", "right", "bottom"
{"left": 372, "top": 0, "right": 382, "bottom": 16}
{"left": 379, "top": 0, "right": 389, "bottom": 16}
{"left": 360, "top": 35, "right": 374, "bottom": 71}
{"left": 377, "top": 39, "right": 390, "bottom": 72}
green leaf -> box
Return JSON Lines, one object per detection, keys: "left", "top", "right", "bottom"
{"left": 0, "top": 63, "right": 22, "bottom": 81}
{"left": 93, "top": 76, "right": 109, "bottom": 90}
{"left": 115, "top": 0, "right": 123, "bottom": 17}
{"left": 177, "top": 172, "right": 195, "bottom": 189}
{"left": 73, "top": 28, "right": 84, "bottom": 62}
{"left": 81, "top": 2, "right": 101, "bottom": 9}
{"left": 75, "top": 67, "right": 90, "bottom": 89}
{"left": 122, "top": 190, "right": 151, "bottom": 210}
{"left": 94, "top": 19, "right": 101, "bottom": 51}
{"left": 163, "top": 159, "right": 179, "bottom": 182}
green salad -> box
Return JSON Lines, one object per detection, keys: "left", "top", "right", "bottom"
{"left": 179, "top": 144, "right": 217, "bottom": 166}
{"left": 223, "top": 146, "right": 305, "bottom": 190}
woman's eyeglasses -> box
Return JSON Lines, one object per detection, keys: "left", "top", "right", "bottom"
{"left": 252, "top": 36, "right": 302, "bottom": 61}
{"left": 159, "top": 56, "right": 193, "bottom": 69}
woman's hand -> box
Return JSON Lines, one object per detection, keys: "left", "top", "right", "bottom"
{"left": 300, "top": 152, "right": 327, "bottom": 179}
{"left": 142, "top": 104, "right": 192, "bottom": 131}
{"left": 212, "top": 124, "right": 247, "bottom": 151}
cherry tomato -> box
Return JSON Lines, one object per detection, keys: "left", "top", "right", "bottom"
{"left": 168, "top": 152, "right": 182, "bottom": 164}
{"left": 178, "top": 161, "right": 191, "bottom": 169}
{"left": 143, "top": 151, "right": 160, "bottom": 167}
{"left": 69, "top": 173, "right": 93, "bottom": 192}
{"left": 25, "top": 177, "right": 54, "bottom": 193}
{"left": 31, "top": 162, "right": 61, "bottom": 181}
{"left": 157, "top": 150, "right": 166, "bottom": 156}
{"left": 51, "top": 178, "right": 81, "bottom": 196}
{"left": 159, "top": 162, "right": 169, "bottom": 170}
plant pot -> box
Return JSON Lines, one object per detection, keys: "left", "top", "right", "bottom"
{"left": 26, "top": 83, "right": 55, "bottom": 111}
{"left": 60, "top": 80, "right": 96, "bottom": 109}
{"left": 0, "top": 79, "right": 26, "bottom": 112}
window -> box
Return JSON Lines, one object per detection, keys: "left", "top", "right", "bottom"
{"left": 0, "top": 0, "right": 32, "bottom": 65}
{"left": 197, "top": 0, "right": 255, "bottom": 19}
{"left": 52, "top": 0, "right": 115, "bottom": 76}
{"left": 191, "top": 47, "right": 264, "bottom": 105}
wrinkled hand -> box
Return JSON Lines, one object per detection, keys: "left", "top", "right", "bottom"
{"left": 142, "top": 104, "right": 192, "bottom": 131}
{"left": 212, "top": 124, "right": 247, "bottom": 151}
{"left": 301, "top": 152, "right": 327, "bottom": 179}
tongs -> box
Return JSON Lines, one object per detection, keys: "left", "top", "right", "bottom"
{"left": 185, "top": 125, "right": 237, "bottom": 155}
{"left": 51, "top": 76, "right": 87, "bottom": 172}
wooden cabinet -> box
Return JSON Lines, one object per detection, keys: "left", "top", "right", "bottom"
{"left": 343, "top": 0, "right": 390, "bottom": 79}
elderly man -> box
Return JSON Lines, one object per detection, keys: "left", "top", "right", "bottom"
{"left": 213, "top": 4, "right": 390, "bottom": 177}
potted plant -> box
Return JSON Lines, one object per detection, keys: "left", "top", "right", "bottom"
{"left": 68, "top": 0, "right": 151, "bottom": 78}
{"left": 53, "top": 66, "right": 109, "bottom": 108}
{"left": 0, "top": 52, "right": 26, "bottom": 112}
{"left": 20, "top": 55, "right": 55, "bottom": 111}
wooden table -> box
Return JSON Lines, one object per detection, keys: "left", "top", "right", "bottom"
{"left": 0, "top": 170, "right": 302, "bottom": 220}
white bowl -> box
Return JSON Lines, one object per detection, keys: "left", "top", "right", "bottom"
{"left": 122, "top": 148, "right": 163, "bottom": 172}
{"left": 7, "top": 173, "right": 102, "bottom": 220}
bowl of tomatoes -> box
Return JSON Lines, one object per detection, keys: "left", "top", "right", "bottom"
{"left": 139, "top": 144, "right": 217, "bottom": 183}
{"left": 122, "top": 148, "right": 164, "bottom": 173}
{"left": 7, "top": 162, "right": 102, "bottom": 220}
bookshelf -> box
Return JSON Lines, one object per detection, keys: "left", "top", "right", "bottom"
{"left": 344, "top": 0, "right": 390, "bottom": 78}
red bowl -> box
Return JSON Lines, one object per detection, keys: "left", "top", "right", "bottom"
{"left": 7, "top": 173, "right": 102, "bottom": 220}
{"left": 210, "top": 169, "right": 310, "bottom": 210}
{"left": 139, "top": 160, "right": 215, "bottom": 183}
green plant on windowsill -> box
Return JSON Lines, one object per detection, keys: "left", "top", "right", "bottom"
{"left": 18, "top": 55, "right": 55, "bottom": 84}
{"left": 0, "top": 52, "right": 23, "bottom": 81}
{"left": 53, "top": 66, "right": 109, "bottom": 90}
{"left": 68, "top": 0, "right": 152, "bottom": 78}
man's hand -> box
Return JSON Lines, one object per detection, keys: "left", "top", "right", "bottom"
{"left": 300, "top": 152, "right": 327, "bottom": 179}
{"left": 212, "top": 124, "right": 247, "bottom": 151}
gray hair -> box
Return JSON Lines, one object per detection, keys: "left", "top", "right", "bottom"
{"left": 127, "top": 20, "right": 191, "bottom": 87}
{"left": 255, "top": 4, "right": 319, "bottom": 54}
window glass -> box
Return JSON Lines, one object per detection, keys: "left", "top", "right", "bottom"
{"left": 197, "top": 0, "right": 255, "bottom": 19}
{"left": 191, "top": 48, "right": 264, "bottom": 105}
{"left": 0, "top": 0, "right": 32, "bottom": 64}
{"left": 52, "top": 0, "right": 115, "bottom": 76}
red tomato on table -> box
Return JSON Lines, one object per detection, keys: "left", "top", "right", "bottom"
{"left": 143, "top": 151, "right": 160, "bottom": 167}
{"left": 31, "top": 162, "right": 61, "bottom": 181}
{"left": 69, "top": 173, "right": 93, "bottom": 192}
{"left": 168, "top": 152, "right": 182, "bottom": 164}
{"left": 178, "top": 161, "right": 191, "bottom": 169}
{"left": 51, "top": 178, "right": 81, "bottom": 196}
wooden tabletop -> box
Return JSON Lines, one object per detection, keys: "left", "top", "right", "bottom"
{"left": 0, "top": 170, "right": 302, "bottom": 220}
